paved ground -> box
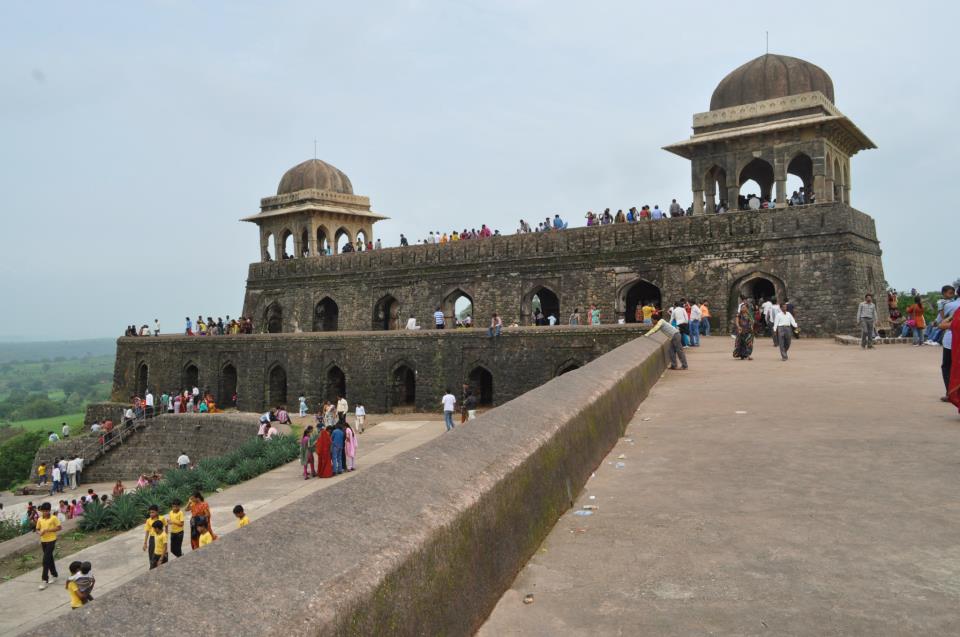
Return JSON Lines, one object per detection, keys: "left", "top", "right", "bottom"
{"left": 1, "top": 418, "right": 443, "bottom": 636}
{"left": 480, "top": 337, "right": 959, "bottom": 636}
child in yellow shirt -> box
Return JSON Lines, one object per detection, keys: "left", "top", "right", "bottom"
{"left": 149, "top": 520, "right": 168, "bottom": 569}
{"left": 197, "top": 519, "right": 215, "bottom": 547}
{"left": 65, "top": 561, "right": 85, "bottom": 608}
{"left": 233, "top": 505, "right": 250, "bottom": 528}
{"left": 167, "top": 499, "right": 185, "bottom": 557}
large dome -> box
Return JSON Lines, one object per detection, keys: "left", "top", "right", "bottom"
{"left": 276, "top": 159, "right": 353, "bottom": 195}
{"left": 710, "top": 54, "right": 834, "bottom": 111}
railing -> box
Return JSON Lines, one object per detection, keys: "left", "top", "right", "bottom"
{"left": 76, "top": 409, "right": 157, "bottom": 467}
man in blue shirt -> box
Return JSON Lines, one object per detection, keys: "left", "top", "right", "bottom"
{"left": 938, "top": 285, "right": 958, "bottom": 401}
{"left": 330, "top": 426, "right": 345, "bottom": 475}
{"left": 434, "top": 306, "right": 445, "bottom": 329}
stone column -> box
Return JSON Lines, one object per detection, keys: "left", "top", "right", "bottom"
{"left": 693, "top": 190, "right": 704, "bottom": 216}
{"left": 775, "top": 179, "right": 787, "bottom": 205}
{"left": 727, "top": 185, "right": 740, "bottom": 210}
{"left": 274, "top": 234, "right": 283, "bottom": 259}
{"left": 813, "top": 175, "right": 825, "bottom": 203}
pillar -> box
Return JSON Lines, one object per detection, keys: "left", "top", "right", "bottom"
{"left": 775, "top": 179, "right": 787, "bottom": 205}
{"left": 813, "top": 175, "right": 825, "bottom": 203}
{"left": 693, "top": 190, "right": 704, "bottom": 216}
{"left": 727, "top": 185, "right": 740, "bottom": 209}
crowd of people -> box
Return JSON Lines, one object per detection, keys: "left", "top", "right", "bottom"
{"left": 123, "top": 316, "right": 255, "bottom": 337}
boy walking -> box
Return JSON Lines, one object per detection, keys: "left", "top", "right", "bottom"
{"left": 36, "top": 502, "right": 61, "bottom": 590}
{"left": 167, "top": 499, "right": 185, "bottom": 557}
{"left": 149, "top": 520, "right": 168, "bottom": 569}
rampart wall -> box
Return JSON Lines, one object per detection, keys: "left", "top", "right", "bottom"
{"left": 30, "top": 328, "right": 671, "bottom": 637}
{"left": 242, "top": 203, "right": 886, "bottom": 337}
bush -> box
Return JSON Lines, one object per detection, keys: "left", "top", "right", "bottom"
{"left": 106, "top": 494, "right": 141, "bottom": 531}
{"left": 0, "top": 430, "right": 46, "bottom": 491}
{"left": 78, "top": 501, "right": 110, "bottom": 532}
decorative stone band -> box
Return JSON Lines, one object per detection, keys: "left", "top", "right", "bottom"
{"left": 26, "top": 332, "right": 670, "bottom": 637}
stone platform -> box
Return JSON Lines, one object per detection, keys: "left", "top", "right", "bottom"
{"left": 480, "top": 338, "right": 958, "bottom": 636}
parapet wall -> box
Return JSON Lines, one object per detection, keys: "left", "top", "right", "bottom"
{"left": 32, "top": 330, "right": 669, "bottom": 637}
{"left": 32, "top": 414, "right": 259, "bottom": 483}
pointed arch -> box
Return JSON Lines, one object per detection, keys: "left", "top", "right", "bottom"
{"left": 335, "top": 227, "right": 352, "bottom": 254}
{"left": 739, "top": 157, "right": 774, "bottom": 204}
{"left": 265, "top": 302, "right": 283, "bottom": 334}
{"left": 786, "top": 152, "right": 813, "bottom": 200}
{"left": 467, "top": 364, "right": 493, "bottom": 405}
{"left": 555, "top": 359, "right": 582, "bottom": 377}
{"left": 300, "top": 227, "right": 310, "bottom": 257}
{"left": 220, "top": 362, "right": 238, "bottom": 407}
{"left": 728, "top": 270, "right": 788, "bottom": 325}
{"left": 703, "top": 164, "right": 728, "bottom": 213}
{"left": 136, "top": 362, "right": 149, "bottom": 397}
{"left": 389, "top": 360, "right": 416, "bottom": 409}
{"left": 280, "top": 228, "right": 294, "bottom": 259}
{"left": 262, "top": 231, "right": 275, "bottom": 262}
{"left": 372, "top": 294, "right": 401, "bottom": 330}
{"left": 522, "top": 283, "right": 560, "bottom": 325}
{"left": 182, "top": 362, "right": 199, "bottom": 391}
{"left": 441, "top": 287, "right": 474, "bottom": 327}
{"left": 266, "top": 363, "right": 287, "bottom": 406}
{"left": 313, "top": 297, "right": 339, "bottom": 332}
{"left": 617, "top": 278, "right": 662, "bottom": 323}
{"left": 316, "top": 225, "right": 331, "bottom": 255}
{"left": 326, "top": 364, "right": 347, "bottom": 400}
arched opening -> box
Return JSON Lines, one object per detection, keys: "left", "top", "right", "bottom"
{"left": 623, "top": 280, "right": 662, "bottom": 324}
{"left": 335, "top": 227, "right": 352, "bottom": 254}
{"left": 300, "top": 228, "right": 310, "bottom": 257}
{"left": 468, "top": 367, "right": 493, "bottom": 405}
{"left": 220, "top": 363, "right": 237, "bottom": 407}
{"left": 316, "top": 226, "right": 330, "bottom": 255}
{"left": 704, "top": 165, "right": 728, "bottom": 212}
{"left": 524, "top": 285, "right": 560, "bottom": 325}
{"left": 786, "top": 153, "right": 813, "bottom": 204}
{"left": 738, "top": 158, "right": 774, "bottom": 208}
{"left": 557, "top": 361, "right": 580, "bottom": 376}
{"left": 391, "top": 365, "right": 416, "bottom": 408}
{"left": 442, "top": 289, "right": 473, "bottom": 327}
{"left": 263, "top": 233, "right": 275, "bottom": 262}
{"left": 372, "top": 294, "right": 400, "bottom": 330}
{"left": 267, "top": 365, "right": 287, "bottom": 406}
{"left": 136, "top": 363, "right": 149, "bottom": 397}
{"left": 326, "top": 366, "right": 346, "bottom": 400}
{"left": 728, "top": 272, "right": 787, "bottom": 325}
{"left": 833, "top": 158, "right": 844, "bottom": 202}
{"left": 313, "top": 297, "right": 339, "bottom": 332}
{"left": 265, "top": 302, "right": 283, "bottom": 334}
{"left": 356, "top": 229, "right": 367, "bottom": 251}
{"left": 182, "top": 363, "right": 199, "bottom": 391}
{"left": 281, "top": 229, "right": 294, "bottom": 259}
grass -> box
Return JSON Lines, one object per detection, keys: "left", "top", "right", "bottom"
{"left": 0, "top": 413, "right": 85, "bottom": 436}
{"left": 0, "top": 528, "right": 120, "bottom": 582}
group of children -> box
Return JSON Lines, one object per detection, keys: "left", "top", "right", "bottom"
{"left": 140, "top": 498, "right": 249, "bottom": 571}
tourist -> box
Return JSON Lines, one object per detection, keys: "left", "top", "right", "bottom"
{"left": 187, "top": 492, "right": 213, "bottom": 550}
{"left": 300, "top": 426, "right": 317, "bottom": 479}
{"left": 65, "top": 561, "right": 86, "bottom": 608}
{"left": 856, "top": 293, "right": 881, "bottom": 349}
{"left": 167, "top": 499, "right": 185, "bottom": 558}
{"left": 345, "top": 422, "right": 357, "bottom": 471}
{"left": 61, "top": 422, "right": 70, "bottom": 439}
{"left": 465, "top": 391, "right": 478, "bottom": 420}
{"left": 336, "top": 395, "right": 348, "bottom": 425}
{"left": 298, "top": 395, "right": 308, "bottom": 417}
{"left": 733, "top": 305, "right": 754, "bottom": 360}
{"left": 233, "top": 505, "right": 249, "bottom": 528}
{"left": 905, "top": 295, "right": 928, "bottom": 346}
{"left": 330, "top": 424, "right": 345, "bottom": 475}
{"left": 669, "top": 199, "right": 682, "bottom": 217}
{"left": 488, "top": 313, "right": 502, "bottom": 337}
{"left": 938, "top": 286, "right": 959, "bottom": 402}
{"left": 196, "top": 518, "right": 215, "bottom": 548}
{"left": 590, "top": 304, "right": 601, "bottom": 326}
{"left": 316, "top": 426, "right": 333, "bottom": 478}
{"left": 547, "top": 312, "right": 557, "bottom": 326}
{"left": 699, "top": 301, "right": 711, "bottom": 336}
{"left": 688, "top": 300, "right": 702, "bottom": 347}
{"left": 149, "top": 520, "right": 168, "bottom": 569}
{"left": 36, "top": 502, "right": 61, "bottom": 590}
{"left": 276, "top": 405, "right": 290, "bottom": 424}
{"left": 177, "top": 451, "right": 190, "bottom": 470}
{"left": 50, "top": 462, "right": 62, "bottom": 496}
{"left": 651, "top": 319, "right": 687, "bottom": 370}
{"left": 354, "top": 402, "right": 366, "bottom": 433}
{"left": 48, "top": 431, "right": 59, "bottom": 443}
{"left": 185, "top": 317, "right": 193, "bottom": 336}
{"left": 66, "top": 457, "right": 78, "bottom": 490}
{"left": 442, "top": 388, "right": 457, "bottom": 432}
{"left": 434, "top": 306, "right": 446, "bottom": 329}
{"left": 265, "top": 422, "right": 279, "bottom": 440}
{"left": 400, "top": 234, "right": 408, "bottom": 246}
{"left": 405, "top": 315, "right": 420, "bottom": 330}
{"left": 37, "top": 462, "right": 47, "bottom": 486}
{"left": 569, "top": 308, "right": 581, "bottom": 325}
{"left": 142, "top": 504, "right": 162, "bottom": 566}
{"left": 112, "top": 480, "right": 125, "bottom": 498}
{"left": 73, "top": 561, "right": 95, "bottom": 605}
{"left": 772, "top": 306, "right": 799, "bottom": 361}
{"left": 670, "top": 301, "right": 689, "bottom": 346}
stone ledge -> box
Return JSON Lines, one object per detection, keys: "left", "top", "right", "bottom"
{"left": 835, "top": 335, "right": 919, "bottom": 346}
{"left": 28, "top": 332, "right": 669, "bottom": 636}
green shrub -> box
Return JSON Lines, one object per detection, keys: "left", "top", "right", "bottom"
{"left": 0, "top": 430, "right": 46, "bottom": 491}
{"left": 78, "top": 501, "right": 110, "bottom": 532}
{"left": 106, "top": 494, "right": 141, "bottom": 531}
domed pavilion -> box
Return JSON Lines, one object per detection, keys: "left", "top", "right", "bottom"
{"left": 664, "top": 53, "right": 875, "bottom": 214}
{"left": 242, "top": 158, "right": 387, "bottom": 260}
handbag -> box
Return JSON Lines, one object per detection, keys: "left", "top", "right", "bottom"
{"left": 905, "top": 319, "right": 916, "bottom": 329}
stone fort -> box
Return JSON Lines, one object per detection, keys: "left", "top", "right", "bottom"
{"left": 112, "top": 53, "right": 886, "bottom": 413}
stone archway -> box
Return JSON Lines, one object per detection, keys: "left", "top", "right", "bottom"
{"left": 442, "top": 288, "right": 473, "bottom": 327}
{"left": 267, "top": 364, "right": 287, "bottom": 406}
{"left": 390, "top": 364, "right": 416, "bottom": 409}
{"left": 182, "top": 363, "right": 199, "bottom": 391}
{"left": 728, "top": 271, "right": 787, "bottom": 325}
{"left": 313, "top": 297, "right": 339, "bottom": 332}
{"left": 468, "top": 366, "right": 493, "bottom": 406}
{"left": 522, "top": 284, "right": 560, "bottom": 325}
{"left": 136, "top": 362, "right": 149, "bottom": 397}
{"left": 316, "top": 225, "right": 330, "bottom": 255}
{"left": 620, "top": 279, "right": 662, "bottom": 323}
{"left": 787, "top": 152, "right": 813, "bottom": 202}
{"left": 326, "top": 365, "right": 347, "bottom": 400}
{"left": 220, "top": 363, "right": 237, "bottom": 407}
{"left": 739, "top": 158, "right": 775, "bottom": 206}
{"left": 372, "top": 295, "right": 401, "bottom": 330}
{"left": 265, "top": 302, "right": 283, "bottom": 334}
{"left": 556, "top": 360, "right": 581, "bottom": 377}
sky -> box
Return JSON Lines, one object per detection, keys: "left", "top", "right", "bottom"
{"left": 1, "top": 0, "right": 955, "bottom": 340}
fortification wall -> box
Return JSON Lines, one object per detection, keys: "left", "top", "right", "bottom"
{"left": 31, "top": 414, "right": 259, "bottom": 483}
{"left": 112, "top": 324, "right": 647, "bottom": 411}
{"left": 242, "top": 203, "right": 886, "bottom": 337}
{"left": 30, "top": 328, "right": 670, "bottom": 637}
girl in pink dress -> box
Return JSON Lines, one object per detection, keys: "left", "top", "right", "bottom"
{"left": 344, "top": 424, "right": 358, "bottom": 471}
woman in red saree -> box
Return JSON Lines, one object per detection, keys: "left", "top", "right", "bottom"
{"left": 948, "top": 311, "right": 960, "bottom": 412}
{"left": 188, "top": 492, "right": 215, "bottom": 550}
{"left": 315, "top": 426, "right": 334, "bottom": 478}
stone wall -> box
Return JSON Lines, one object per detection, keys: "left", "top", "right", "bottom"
{"left": 29, "top": 329, "right": 670, "bottom": 637}
{"left": 31, "top": 414, "right": 259, "bottom": 483}
{"left": 241, "top": 203, "right": 887, "bottom": 338}
{"left": 83, "top": 402, "right": 126, "bottom": 427}
{"left": 112, "top": 324, "right": 648, "bottom": 412}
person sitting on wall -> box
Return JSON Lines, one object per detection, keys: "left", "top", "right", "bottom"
{"left": 341, "top": 243, "right": 354, "bottom": 253}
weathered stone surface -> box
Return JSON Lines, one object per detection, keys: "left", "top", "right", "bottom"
{"left": 25, "top": 332, "right": 669, "bottom": 637}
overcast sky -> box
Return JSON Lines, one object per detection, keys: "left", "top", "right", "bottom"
{"left": 1, "top": 1, "right": 954, "bottom": 340}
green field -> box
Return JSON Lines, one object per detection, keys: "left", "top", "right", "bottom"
{"left": 1, "top": 412, "right": 85, "bottom": 436}
{"left": 0, "top": 355, "right": 113, "bottom": 425}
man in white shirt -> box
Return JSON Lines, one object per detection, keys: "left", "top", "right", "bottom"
{"left": 177, "top": 452, "right": 190, "bottom": 469}
{"left": 145, "top": 390, "right": 155, "bottom": 417}
{"left": 405, "top": 315, "right": 420, "bottom": 330}
{"left": 671, "top": 301, "right": 689, "bottom": 347}
{"left": 153, "top": 319, "right": 160, "bottom": 336}
{"left": 441, "top": 389, "right": 457, "bottom": 431}
{"left": 66, "top": 458, "right": 78, "bottom": 490}
{"left": 74, "top": 456, "right": 83, "bottom": 487}
{"left": 50, "top": 464, "right": 62, "bottom": 495}
{"left": 547, "top": 313, "right": 557, "bottom": 326}
{"left": 688, "top": 301, "right": 702, "bottom": 347}
{"left": 336, "top": 396, "right": 349, "bottom": 425}
{"left": 61, "top": 422, "right": 70, "bottom": 439}
{"left": 772, "top": 309, "right": 799, "bottom": 361}
{"left": 354, "top": 403, "right": 366, "bottom": 433}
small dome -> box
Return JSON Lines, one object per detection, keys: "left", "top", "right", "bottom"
{"left": 710, "top": 54, "right": 834, "bottom": 111}
{"left": 276, "top": 159, "right": 353, "bottom": 195}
